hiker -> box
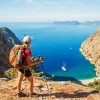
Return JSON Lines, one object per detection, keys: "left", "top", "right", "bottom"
{"left": 16, "top": 36, "right": 43, "bottom": 97}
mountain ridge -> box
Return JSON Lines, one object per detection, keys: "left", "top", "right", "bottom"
{"left": 0, "top": 27, "right": 21, "bottom": 71}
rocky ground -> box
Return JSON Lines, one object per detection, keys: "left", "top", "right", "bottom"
{"left": 0, "top": 77, "right": 100, "bottom": 100}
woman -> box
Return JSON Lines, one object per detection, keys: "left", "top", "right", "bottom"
{"left": 17, "top": 36, "right": 43, "bottom": 97}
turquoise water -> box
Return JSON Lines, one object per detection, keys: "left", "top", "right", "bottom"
{"left": 0, "top": 22, "right": 99, "bottom": 81}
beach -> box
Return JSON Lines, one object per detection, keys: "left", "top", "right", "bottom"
{"left": 80, "top": 77, "right": 100, "bottom": 85}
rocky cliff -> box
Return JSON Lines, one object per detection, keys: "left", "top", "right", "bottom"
{"left": 0, "top": 27, "right": 21, "bottom": 71}
{"left": 80, "top": 31, "right": 100, "bottom": 76}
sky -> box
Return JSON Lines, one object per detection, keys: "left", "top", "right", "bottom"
{"left": 0, "top": 0, "right": 100, "bottom": 22}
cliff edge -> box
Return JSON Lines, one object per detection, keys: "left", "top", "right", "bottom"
{"left": 80, "top": 31, "right": 100, "bottom": 76}
{"left": 0, "top": 77, "right": 100, "bottom": 100}
{"left": 0, "top": 27, "right": 21, "bottom": 71}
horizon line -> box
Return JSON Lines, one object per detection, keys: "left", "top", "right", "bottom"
{"left": 1, "top": 20, "right": 100, "bottom": 23}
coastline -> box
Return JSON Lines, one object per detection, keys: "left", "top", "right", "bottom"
{"left": 37, "top": 76, "right": 100, "bottom": 85}
{"left": 80, "top": 76, "right": 100, "bottom": 85}
{"left": 38, "top": 75, "right": 99, "bottom": 85}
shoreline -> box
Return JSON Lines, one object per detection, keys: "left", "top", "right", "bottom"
{"left": 38, "top": 76, "right": 100, "bottom": 85}
{"left": 40, "top": 76, "right": 100, "bottom": 85}
{"left": 80, "top": 76, "right": 100, "bottom": 85}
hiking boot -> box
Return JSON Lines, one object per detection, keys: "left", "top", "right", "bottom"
{"left": 29, "top": 93, "right": 38, "bottom": 97}
{"left": 16, "top": 92, "right": 26, "bottom": 98}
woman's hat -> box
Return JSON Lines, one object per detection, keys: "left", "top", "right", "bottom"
{"left": 23, "top": 36, "right": 31, "bottom": 43}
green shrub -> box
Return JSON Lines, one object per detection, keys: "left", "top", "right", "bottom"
{"left": 87, "top": 79, "right": 100, "bottom": 90}
{"left": 2, "top": 67, "right": 54, "bottom": 81}
{"left": 4, "top": 68, "right": 18, "bottom": 79}
{"left": 4, "top": 68, "right": 44, "bottom": 79}
{"left": 0, "top": 72, "right": 6, "bottom": 78}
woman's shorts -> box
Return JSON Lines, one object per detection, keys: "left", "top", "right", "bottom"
{"left": 19, "top": 69, "right": 32, "bottom": 77}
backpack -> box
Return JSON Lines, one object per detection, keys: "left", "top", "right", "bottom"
{"left": 9, "top": 45, "right": 25, "bottom": 68}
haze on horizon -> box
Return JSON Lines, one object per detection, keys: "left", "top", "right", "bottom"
{"left": 0, "top": 0, "right": 100, "bottom": 22}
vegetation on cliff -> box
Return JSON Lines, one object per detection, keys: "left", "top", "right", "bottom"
{"left": 87, "top": 79, "right": 100, "bottom": 90}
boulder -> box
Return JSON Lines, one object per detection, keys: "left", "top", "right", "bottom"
{"left": 87, "top": 94, "right": 100, "bottom": 100}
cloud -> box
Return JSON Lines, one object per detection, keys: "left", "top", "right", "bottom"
{"left": 14, "top": 0, "right": 57, "bottom": 5}
{"left": 26, "top": 0, "right": 57, "bottom": 5}
{"left": 26, "top": 0, "right": 33, "bottom": 4}
{"left": 15, "top": 0, "right": 35, "bottom": 4}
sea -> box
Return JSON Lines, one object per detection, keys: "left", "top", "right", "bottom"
{"left": 0, "top": 22, "right": 99, "bottom": 81}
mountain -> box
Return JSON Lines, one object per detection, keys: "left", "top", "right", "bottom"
{"left": 81, "top": 21, "right": 100, "bottom": 25}
{"left": 80, "top": 31, "right": 100, "bottom": 76}
{"left": 0, "top": 27, "right": 21, "bottom": 71}
{"left": 53, "top": 21, "right": 100, "bottom": 25}
{"left": 53, "top": 21, "right": 80, "bottom": 25}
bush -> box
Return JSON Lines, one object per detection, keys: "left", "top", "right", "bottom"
{"left": 4, "top": 68, "right": 18, "bottom": 79}
{"left": 0, "top": 72, "right": 6, "bottom": 78}
{"left": 4, "top": 68, "right": 45, "bottom": 79}
{"left": 87, "top": 79, "right": 100, "bottom": 90}
{"left": 2, "top": 67, "right": 54, "bottom": 81}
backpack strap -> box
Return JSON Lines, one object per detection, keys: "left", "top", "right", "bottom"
{"left": 18, "top": 45, "right": 25, "bottom": 50}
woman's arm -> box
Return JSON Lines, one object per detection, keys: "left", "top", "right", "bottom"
{"left": 26, "top": 56, "right": 43, "bottom": 67}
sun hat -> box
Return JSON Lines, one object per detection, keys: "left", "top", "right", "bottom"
{"left": 23, "top": 36, "right": 32, "bottom": 43}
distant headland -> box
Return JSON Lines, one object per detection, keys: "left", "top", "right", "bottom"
{"left": 53, "top": 21, "right": 100, "bottom": 25}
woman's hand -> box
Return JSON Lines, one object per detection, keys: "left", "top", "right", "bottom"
{"left": 39, "top": 57, "right": 44, "bottom": 62}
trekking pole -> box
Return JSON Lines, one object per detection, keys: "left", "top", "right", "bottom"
{"left": 40, "top": 62, "right": 51, "bottom": 98}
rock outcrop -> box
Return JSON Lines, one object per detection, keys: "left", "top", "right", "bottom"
{"left": 0, "top": 77, "right": 100, "bottom": 100}
{"left": 80, "top": 31, "right": 100, "bottom": 76}
{"left": 0, "top": 27, "right": 21, "bottom": 71}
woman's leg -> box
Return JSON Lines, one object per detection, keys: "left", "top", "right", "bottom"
{"left": 27, "top": 75, "right": 34, "bottom": 94}
{"left": 17, "top": 71, "right": 24, "bottom": 93}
